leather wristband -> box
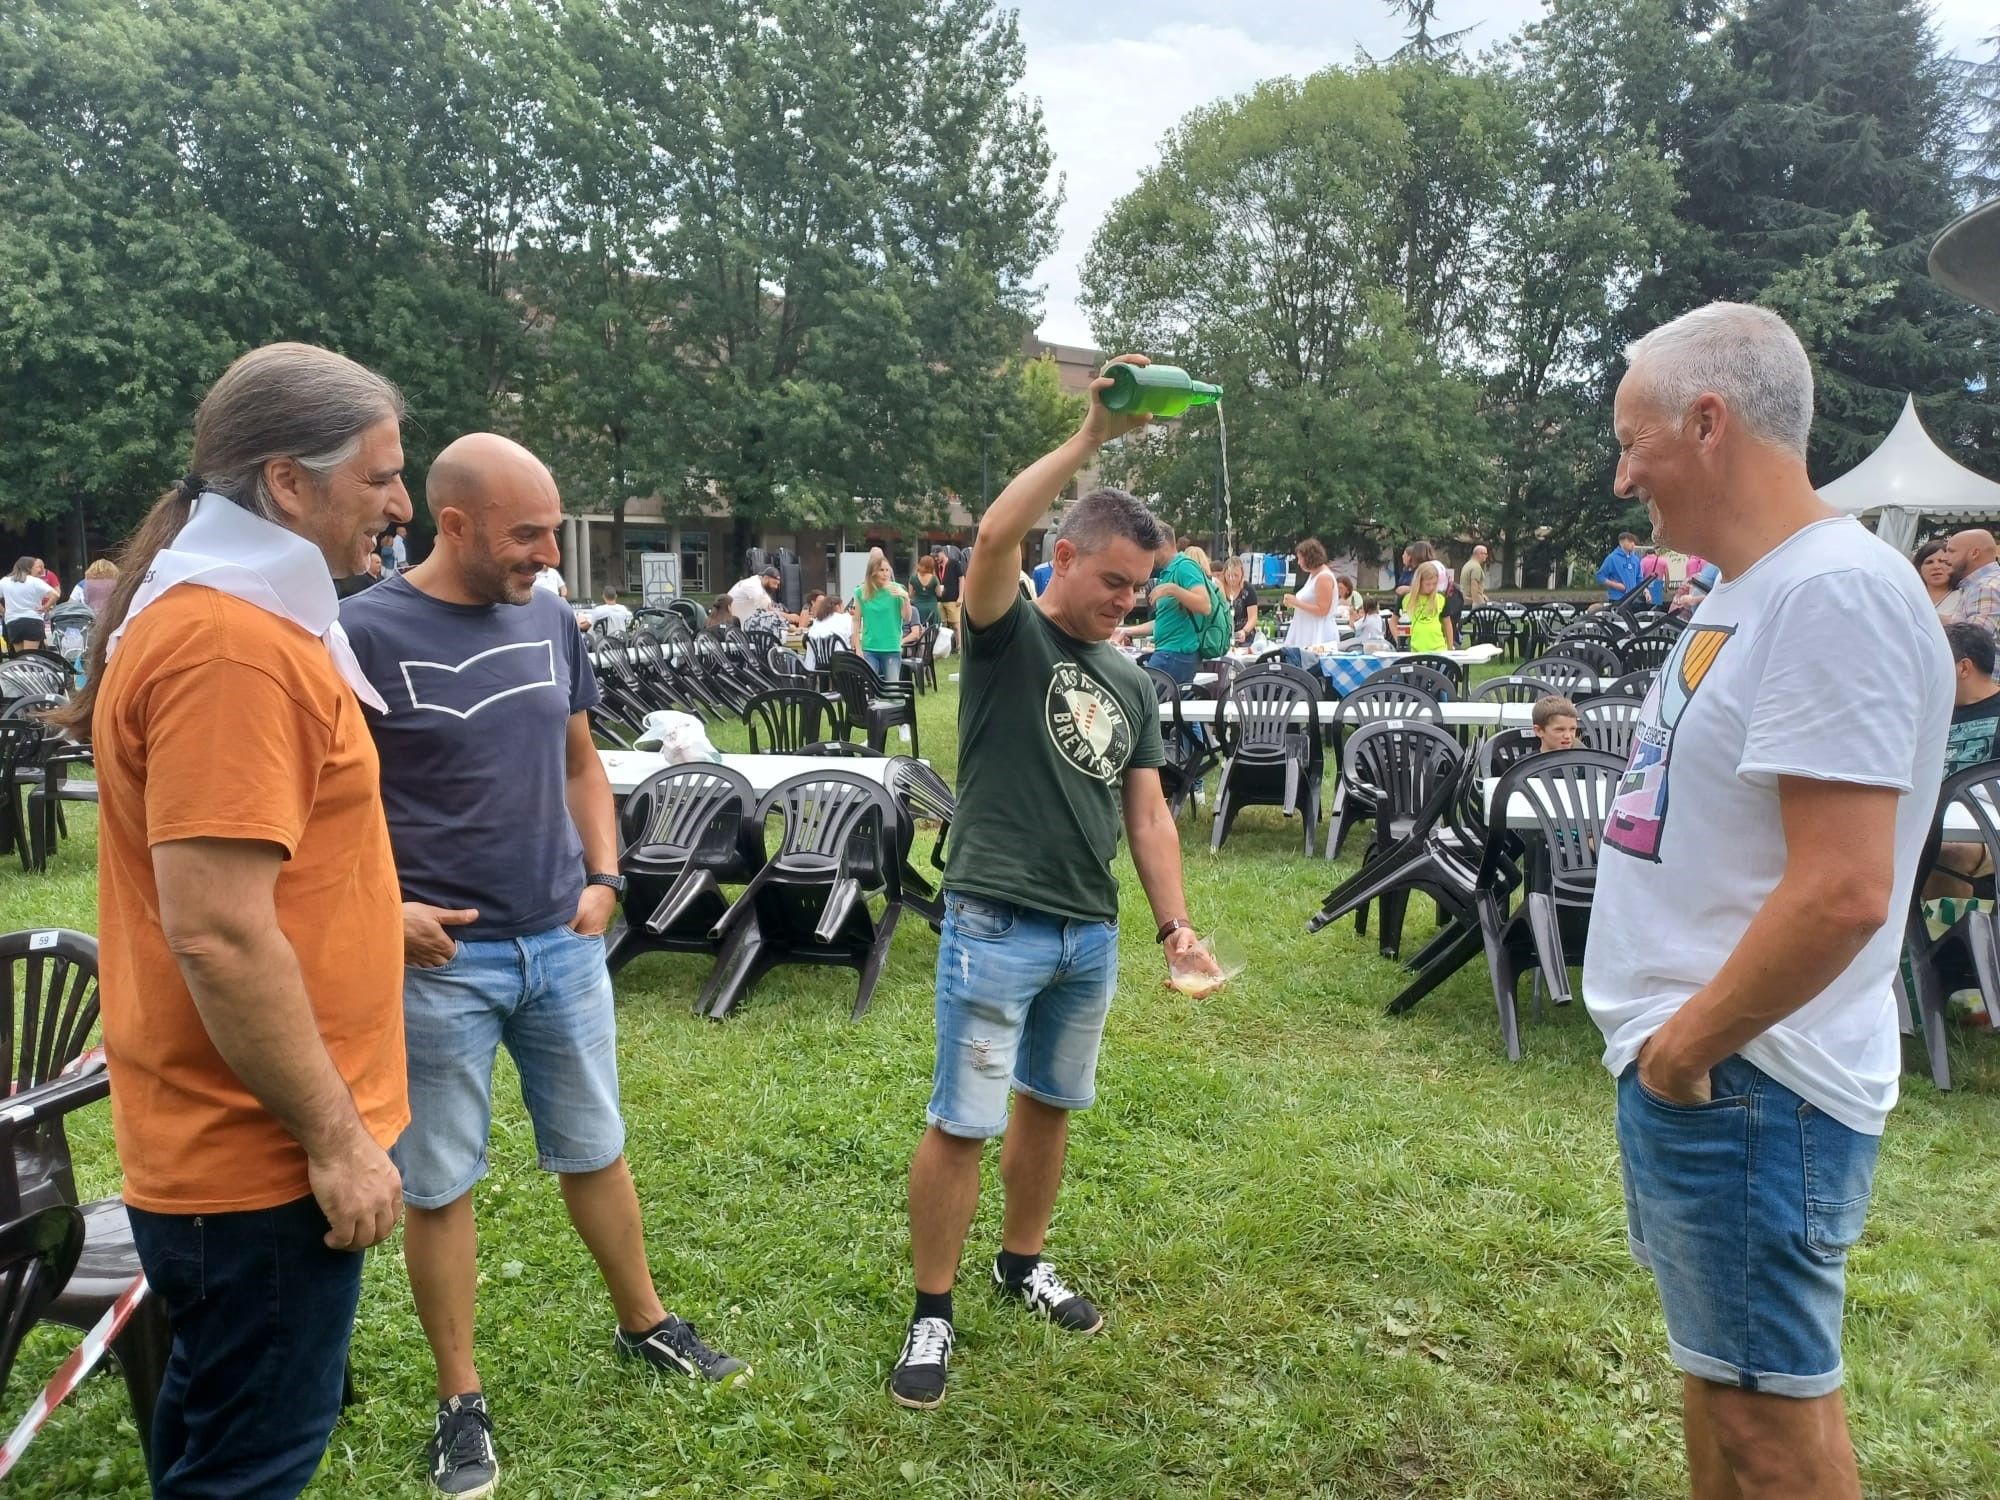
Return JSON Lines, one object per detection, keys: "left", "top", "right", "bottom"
{"left": 1156, "top": 918, "right": 1191, "bottom": 944}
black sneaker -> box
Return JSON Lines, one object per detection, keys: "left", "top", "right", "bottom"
{"left": 889, "top": 1316, "right": 954, "bottom": 1409}
{"left": 993, "top": 1256, "right": 1105, "bottom": 1334}
{"left": 428, "top": 1392, "right": 498, "bottom": 1498}
{"left": 615, "top": 1315, "right": 750, "bottom": 1383}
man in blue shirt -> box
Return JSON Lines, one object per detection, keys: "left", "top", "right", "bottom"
{"left": 342, "top": 433, "right": 747, "bottom": 1497}
{"left": 1596, "top": 531, "right": 1643, "bottom": 605}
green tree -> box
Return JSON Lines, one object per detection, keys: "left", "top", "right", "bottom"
{"left": 1482, "top": 0, "right": 1688, "bottom": 577}
{"left": 645, "top": 0, "right": 1059, "bottom": 565}
{"left": 1080, "top": 64, "right": 1509, "bottom": 556}
{"left": 1645, "top": 0, "right": 1999, "bottom": 477}
{"left": 1965, "top": 26, "right": 2000, "bottom": 200}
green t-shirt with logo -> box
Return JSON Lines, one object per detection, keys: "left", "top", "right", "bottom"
{"left": 944, "top": 594, "right": 1166, "bottom": 923}
{"left": 1150, "top": 554, "right": 1207, "bottom": 655}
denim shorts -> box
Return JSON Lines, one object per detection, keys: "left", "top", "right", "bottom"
{"left": 927, "top": 893, "right": 1118, "bottom": 1139}
{"left": 1616, "top": 1054, "right": 1880, "bottom": 1397}
{"left": 395, "top": 923, "right": 626, "bottom": 1209}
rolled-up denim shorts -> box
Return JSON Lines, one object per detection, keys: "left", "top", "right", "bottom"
{"left": 1615, "top": 1053, "right": 1880, "bottom": 1397}
{"left": 394, "top": 923, "right": 626, "bottom": 1209}
{"left": 927, "top": 893, "right": 1118, "bottom": 1139}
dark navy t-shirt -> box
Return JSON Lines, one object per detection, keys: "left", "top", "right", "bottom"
{"left": 340, "top": 574, "right": 602, "bottom": 939}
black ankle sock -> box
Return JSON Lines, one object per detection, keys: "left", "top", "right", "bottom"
{"left": 914, "top": 1289, "right": 954, "bottom": 1326}
{"left": 996, "top": 1248, "right": 1041, "bottom": 1287}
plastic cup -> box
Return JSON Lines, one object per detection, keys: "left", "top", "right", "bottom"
{"left": 1166, "top": 931, "right": 1247, "bottom": 999}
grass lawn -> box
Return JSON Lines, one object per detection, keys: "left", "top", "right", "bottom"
{"left": 5, "top": 671, "right": 1999, "bottom": 1498}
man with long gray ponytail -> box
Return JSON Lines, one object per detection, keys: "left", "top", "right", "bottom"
{"left": 74, "top": 343, "right": 415, "bottom": 1498}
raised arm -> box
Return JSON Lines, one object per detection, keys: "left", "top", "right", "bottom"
{"left": 962, "top": 355, "right": 1156, "bottom": 630}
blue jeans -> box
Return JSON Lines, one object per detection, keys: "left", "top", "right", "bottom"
{"left": 1616, "top": 1054, "right": 1880, "bottom": 1397}
{"left": 1148, "top": 649, "right": 1199, "bottom": 687}
{"left": 863, "top": 648, "right": 902, "bottom": 684}
{"left": 927, "top": 893, "right": 1119, "bottom": 1138}
{"left": 395, "top": 924, "right": 626, "bottom": 1209}
{"left": 126, "top": 1195, "right": 363, "bottom": 1498}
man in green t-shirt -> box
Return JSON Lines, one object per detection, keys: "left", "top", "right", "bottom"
{"left": 889, "top": 356, "right": 1220, "bottom": 1411}
{"left": 1114, "top": 541, "right": 1213, "bottom": 687}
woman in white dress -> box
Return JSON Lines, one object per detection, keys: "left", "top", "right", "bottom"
{"left": 1281, "top": 537, "right": 1342, "bottom": 651}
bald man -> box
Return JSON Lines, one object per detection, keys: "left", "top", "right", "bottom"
{"left": 1940, "top": 529, "right": 2000, "bottom": 632}
{"left": 340, "top": 435, "right": 746, "bottom": 1498}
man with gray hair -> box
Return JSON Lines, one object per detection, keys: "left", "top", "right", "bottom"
{"left": 1584, "top": 302, "right": 1951, "bottom": 1499}
{"left": 889, "top": 355, "right": 1218, "bottom": 1410}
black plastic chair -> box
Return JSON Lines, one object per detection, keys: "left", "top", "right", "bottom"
{"left": 1400, "top": 654, "right": 1467, "bottom": 692}
{"left": 903, "top": 623, "right": 940, "bottom": 695}
{"left": 0, "top": 723, "right": 44, "bottom": 868}
{"left": 1459, "top": 606, "right": 1512, "bottom": 654}
{"left": 1621, "top": 629, "right": 1679, "bottom": 673}
{"left": 1477, "top": 727, "right": 1542, "bottom": 779}
{"left": 885, "top": 756, "right": 956, "bottom": 931}
{"left": 1330, "top": 720, "right": 1463, "bottom": 953}
{"left": 742, "top": 688, "right": 833, "bottom": 754}
{"left": 799, "top": 740, "right": 884, "bottom": 758}
{"left": 1452, "top": 750, "right": 1623, "bottom": 1058}
{"left": 1518, "top": 656, "right": 1597, "bottom": 697}
{"left": 1365, "top": 662, "right": 1455, "bottom": 701}
{"left": 1311, "top": 750, "right": 1487, "bottom": 959}
{"left": 1148, "top": 666, "right": 1216, "bottom": 819}
{"left": 1901, "top": 759, "right": 2000, "bottom": 1092}
{"left": 1209, "top": 665, "right": 1322, "bottom": 854}
{"left": 1514, "top": 603, "right": 1570, "bottom": 661}
{"left": 0, "top": 695, "right": 62, "bottom": 722}
{"left": 1601, "top": 669, "right": 1656, "bottom": 701}
{"left": 1546, "top": 637, "right": 1623, "bottom": 679}
{"left": 607, "top": 765, "right": 762, "bottom": 987}
{"left": 1327, "top": 684, "right": 1442, "bottom": 857}
{"left": 701, "top": 770, "right": 905, "bottom": 1020}
{"left": 826, "top": 651, "right": 919, "bottom": 758}
{"left": 1471, "top": 675, "right": 1562, "bottom": 705}
{"left": 1576, "top": 698, "right": 1640, "bottom": 760}
{"left": 0, "top": 1204, "right": 85, "bottom": 1394}
{"left": 25, "top": 742, "right": 92, "bottom": 873}
{"left": 0, "top": 930, "right": 170, "bottom": 1461}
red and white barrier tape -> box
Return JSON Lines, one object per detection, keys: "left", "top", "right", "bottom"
{"left": 0, "top": 1274, "right": 149, "bottom": 1481}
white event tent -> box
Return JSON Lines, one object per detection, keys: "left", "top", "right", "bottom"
{"left": 1820, "top": 395, "right": 2000, "bottom": 554}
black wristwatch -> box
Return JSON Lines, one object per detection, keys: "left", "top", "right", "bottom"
{"left": 585, "top": 873, "right": 627, "bottom": 895}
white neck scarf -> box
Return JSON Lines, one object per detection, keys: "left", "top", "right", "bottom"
{"left": 105, "top": 492, "right": 389, "bottom": 712}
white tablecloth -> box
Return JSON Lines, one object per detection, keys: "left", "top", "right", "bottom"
{"left": 600, "top": 750, "right": 907, "bottom": 798}
{"left": 1163, "top": 700, "right": 1535, "bottom": 729}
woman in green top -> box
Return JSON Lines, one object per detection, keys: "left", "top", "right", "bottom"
{"left": 910, "top": 553, "right": 944, "bottom": 626}
{"left": 852, "top": 547, "right": 911, "bottom": 681}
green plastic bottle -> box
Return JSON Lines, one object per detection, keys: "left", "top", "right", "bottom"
{"left": 1099, "top": 362, "right": 1223, "bottom": 418}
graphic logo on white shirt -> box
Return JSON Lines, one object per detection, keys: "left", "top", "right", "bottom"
{"left": 400, "top": 640, "right": 559, "bottom": 719}
{"left": 1605, "top": 625, "right": 1735, "bottom": 862}
{"left": 1046, "top": 662, "right": 1133, "bottom": 782}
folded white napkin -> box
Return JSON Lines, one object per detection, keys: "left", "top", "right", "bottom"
{"left": 105, "top": 492, "right": 389, "bottom": 712}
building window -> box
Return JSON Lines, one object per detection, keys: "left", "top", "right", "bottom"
{"left": 680, "top": 530, "right": 710, "bottom": 594}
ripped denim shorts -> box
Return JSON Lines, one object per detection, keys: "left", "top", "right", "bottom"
{"left": 925, "top": 892, "right": 1119, "bottom": 1139}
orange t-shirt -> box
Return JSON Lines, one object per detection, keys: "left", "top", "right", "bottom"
{"left": 93, "top": 587, "right": 408, "bottom": 1213}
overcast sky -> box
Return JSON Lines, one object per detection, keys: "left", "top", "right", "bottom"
{"left": 1016, "top": 0, "right": 1999, "bottom": 348}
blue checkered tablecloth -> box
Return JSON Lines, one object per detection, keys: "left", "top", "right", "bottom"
{"left": 1318, "top": 654, "right": 1395, "bottom": 696}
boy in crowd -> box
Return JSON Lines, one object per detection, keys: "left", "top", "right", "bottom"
{"left": 1532, "top": 695, "right": 1579, "bottom": 752}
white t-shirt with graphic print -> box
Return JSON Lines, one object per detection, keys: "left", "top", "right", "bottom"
{"left": 1582, "top": 515, "right": 1951, "bottom": 1135}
